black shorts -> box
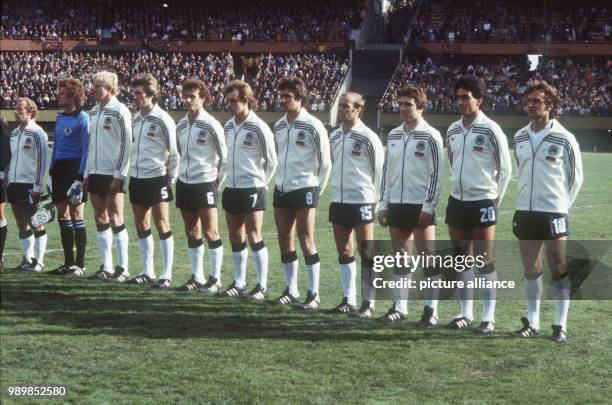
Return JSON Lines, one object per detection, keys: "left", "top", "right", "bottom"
{"left": 51, "top": 158, "right": 88, "bottom": 204}
{"left": 388, "top": 203, "right": 437, "bottom": 230}
{"left": 513, "top": 211, "right": 570, "bottom": 240}
{"left": 222, "top": 187, "right": 266, "bottom": 214}
{"left": 87, "top": 174, "right": 126, "bottom": 196}
{"left": 176, "top": 180, "right": 218, "bottom": 211}
{"left": 6, "top": 182, "right": 33, "bottom": 204}
{"left": 129, "top": 176, "right": 173, "bottom": 207}
{"left": 329, "top": 202, "right": 375, "bottom": 228}
{"left": 273, "top": 186, "right": 320, "bottom": 209}
{"left": 445, "top": 196, "right": 497, "bottom": 229}
{"left": 0, "top": 177, "right": 6, "bottom": 203}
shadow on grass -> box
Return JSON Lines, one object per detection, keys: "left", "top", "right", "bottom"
{"left": 1, "top": 272, "right": 514, "bottom": 342}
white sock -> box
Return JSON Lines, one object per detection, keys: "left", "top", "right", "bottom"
{"left": 480, "top": 265, "right": 497, "bottom": 323}
{"left": 138, "top": 232, "right": 155, "bottom": 278}
{"left": 306, "top": 255, "right": 320, "bottom": 295}
{"left": 208, "top": 241, "right": 223, "bottom": 282}
{"left": 553, "top": 275, "right": 571, "bottom": 330}
{"left": 19, "top": 233, "right": 35, "bottom": 263}
{"left": 252, "top": 244, "right": 268, "bottom": 290}
{"left": 458, "top": 268, "right": 474, "bottom": 320}
{"left": 96, "top": 226, "right": 113, "bottom": 272}
{"left": 113, "top": 226, "right": 129, "bottom": 273}
{"left": 424, "top": 273, "right": 440, "bottom": 318}
{"left": 159, "top": 234, "right": 174, "bottom": 280}
{"left": 232, "top": 245, "right": 248, "bottom": 288}
{"left": 188, "top": 240, "right": 205, "bottom": 283}
{"left": 339, "top": 259, "right": 357, "bottom": 306}
{"left": 524, "top": 274, "right": 543, "bottom": 329}
{"left": 283, "top": 259, "right": 299, "bottom": 297}
{"left": 33, "top": 231, "right": 47, "bottom": 266}
{"left": 393, "top": 271, "right": 409, "bottom": 315}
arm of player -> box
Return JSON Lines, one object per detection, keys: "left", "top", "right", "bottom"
{"left": 421, "top": 133, "right": 444, "bottom": 215}
{"left": 566, "top": 136, "right": 583, "bottom": 209}
{"left": 113, "top": 106, "right": 132, "bottom": 181}
{"left": 33, "top": 128, "right": 48, "bottom": 193}
{"left": 164, "top": 117, "right": 179, "bottom": 185}
{"left": 378, "top": 147, "right": 390, "bottom": 212}
{"left": 372, "top": 135, "right": 385, "bottom": 211}
{"left": 77, "top": 113, "right": 90, "bottom": 181}
{"left": 214, "top": 121, "right": 228, "bottom": 186}
{"left": 315, "top": 122, "right": 332, "bottom": 194}
{"left": 262, "top": 124, "right": 278, "bottom": 185}
{"left": 494, "top": 126, "right": 512, "bottom": 207}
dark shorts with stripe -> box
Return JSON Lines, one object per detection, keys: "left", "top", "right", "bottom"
{"left": 329, "top": 202, "right": 375, "bottom": 228}
{"left": 0, "top": 177, "right": 6, "bottom": 203}
{"left": 176, "top": 180, "right": 218, "bottom": 211}
{"left": 222, "top": 187, "right": 266, "bottom": 214}
{"left": 388, "top": 203, "right": 437, "bottom": 230}
{"left": 6, "top": 182, "right": 33, "bottom": 204}
{"left": 51, "top": 158, "right": 88, "bottom": 204}
{"left": 445, "top": 196, "right": 497, "bottom": 229}
{"left": 513, "top": 211, "right": 570, "bottom": 240}
{"left": 273, "top": 186, "right": 320, "bottom": 209}
{"left": 87, "top": 174, "right": 126, "bottom": 197}
{"left": 129, "top": 176, "right": 173, "bottom": 207}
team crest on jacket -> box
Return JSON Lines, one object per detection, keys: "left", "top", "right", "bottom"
{"left": 64, "top": 127, "right": 72, "bottom": 136}
{"left": 23, "top": 137, "right": 32, "bottom": 149}
{"left": 548, "top": 145, "right": 559, "bottom": 156}
{"left": 103, "top": 116, "right": 112, "bottom": 129}
{"left": 243, "top": 132, "right": 254, "bottom": 146}
{"left": 473, "top": 134, "right": 485, "bottom": 152}
{"left": 546, "top": 144, "right": 559, "bottom": 162}
{"left": 147, "top": 123, "right": 157, "bottom": 138}
{"left": 296, "top": 130, "right": 306, "bottom": 146}
{"left": 197, "top": 130, "right": 207, "bottom": 144}
{"left": 415, "top": 140, "right": 426, "bottom": 157}
{"left": 351, "top": 141, "right": 362, "bottom": 157}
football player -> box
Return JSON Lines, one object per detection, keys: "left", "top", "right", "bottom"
{"left": 219, "top": 80, "right": 277, "bottom": 300}
{"left": 328, "top": 92, "right": 384, "bottom": 315}
{"left": 127, "top": 74, "right": 178, "bottom": 287}
{"left": 512, "top": 81, "right": 583, "bottom": 343}
{"left": 174, "top": 79, "right": 227, "bottom": 292}
{"left": 6, "top": 98, "right": 48, "bottom": 272}
{"left": 83, "top": 71, "right": 132, "bottom": 282}
{"left": 271, "top": 77, "right": 331, "bottom": 309}
{"left": 377, "top": 86, "right": 444, "bottom": 325}
{"left": 445, "top": 76, "right": 511, "bottom": 333}
{"left": 47, "top": 78, "right": 90, "bottom": 277}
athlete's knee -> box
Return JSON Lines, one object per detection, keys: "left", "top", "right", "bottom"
{"left": 202, "top": 227, "right": 220, "bottom": 242}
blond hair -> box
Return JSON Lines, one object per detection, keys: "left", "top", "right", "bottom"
{"left": 17, "top": 97, "right": 38, "bottom": 118}
{"left": 92, "top": 70, "right": 119, "bottom": 95}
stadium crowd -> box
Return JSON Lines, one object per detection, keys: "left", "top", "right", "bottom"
{"left": 416, "top": 0, "right": 611, "bottom": 43}
{"left": 0, "top": 51, "right": 349, "bottom": 112}
{"left": 386, "top": 0, "right": 611, "bottom": 44}
{"left": 0, "top": 0, "right": 364, "bottom": 41}
{"left": 379, "top": 56, "right": 611, "bottom": 116}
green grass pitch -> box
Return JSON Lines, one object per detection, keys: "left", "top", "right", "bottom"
{"left": 1, "top": 152, "right": 611, "bottom": 404}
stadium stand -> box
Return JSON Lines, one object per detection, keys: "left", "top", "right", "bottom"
{"left": 0, "top": 0, "right": 366, "bottom": 41}
{"left": 379, "top": 55, "right": 611, "bottom": 116}
{"left": 0, "top": 51, "right": 349, "bottom": 112}
{"left": 386, "top": 0, "right": 611, "bottom": 44}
